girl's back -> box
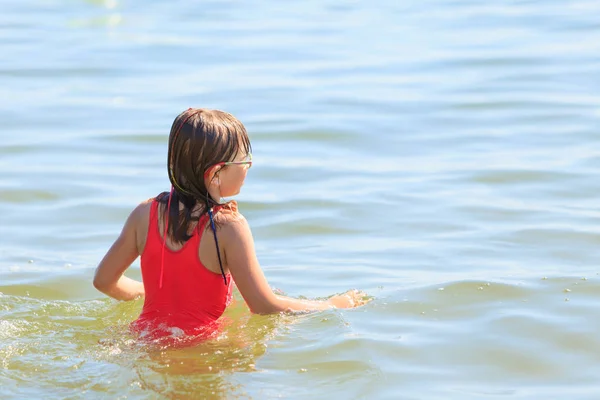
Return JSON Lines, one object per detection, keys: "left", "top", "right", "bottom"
{"left": 130, "top": 198, "right": 232, "bottom": 340}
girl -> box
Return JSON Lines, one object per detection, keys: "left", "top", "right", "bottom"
{"left": 93, "top": 108, "right": 368, "bottom": 341}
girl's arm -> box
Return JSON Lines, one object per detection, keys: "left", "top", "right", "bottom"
{"left": 222, "top": 214, "right": 364, "bottom": 314}
{"left": 93, "top": 204, "right": 145, "bottom": 301}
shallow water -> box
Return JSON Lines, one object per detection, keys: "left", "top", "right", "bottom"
{"left": 2, "top": 0, "right": 600, "bottom": 398}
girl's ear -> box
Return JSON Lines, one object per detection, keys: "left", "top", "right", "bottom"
{"left": 204, "top": 165, "right": 222, "bottom": 187}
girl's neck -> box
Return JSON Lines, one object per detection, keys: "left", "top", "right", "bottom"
{"left": 176, "top": 200, "right": 204, "bottom": 217}
{"left": 207, "top": 187, "right": 222, "bottom": 206}
{"left": 177, "top": 197, "right": 221, "bottom": 217}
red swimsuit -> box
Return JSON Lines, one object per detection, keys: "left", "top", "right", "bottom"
{"left": 130, "top": 200, "right": 233, "bottom": 344}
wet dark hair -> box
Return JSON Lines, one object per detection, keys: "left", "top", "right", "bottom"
{"left": 157, "top": 108, "right": 251, "bottom": 244}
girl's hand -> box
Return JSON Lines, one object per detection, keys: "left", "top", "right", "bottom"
{"left": 328, "top": 290, "right": 370, "bottom": 309}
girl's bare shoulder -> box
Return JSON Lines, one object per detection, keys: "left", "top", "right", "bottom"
{"left": 214, "top": 201, "right": 249, "bottom": 231}
{"left": 125, "top": 198, "right": 155, "bottom": 235}
{"left": 132, "top": 197, "right": 155, "bottom": 218}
